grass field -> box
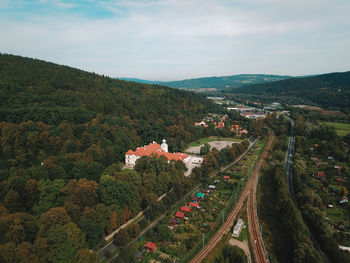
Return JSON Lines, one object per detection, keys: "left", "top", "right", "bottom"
{"left": 187, "top": 137, "right": 242, "bottom": 147}
{"left": 320, "top": 121, "right": 350, "bottom": 136}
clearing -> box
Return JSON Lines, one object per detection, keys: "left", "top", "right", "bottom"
{"left": 319, "top": 121, "right": 350, "bottom": 136}
{"left": 185, "top": 137, "right": 242, "bottom": 154}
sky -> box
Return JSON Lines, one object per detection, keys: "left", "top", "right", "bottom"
{"left": 1, "top": 0, "right": 350, "bottom": 81}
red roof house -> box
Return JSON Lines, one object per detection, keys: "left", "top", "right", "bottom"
{"left": 175, "top": 211, "right": 185, "bottom": 218}
{"left": 224, "top": 175, "right": 230, "bottom": 180}
{"left": 317, "top": 172, "right": 325, "bottom": 177}
{"left": 144, "top": 241, "right": 157, "bottom": 252}
{"left": 180, "top": 206, "right": 191, "bottom": 213}
{"left": 189, "top": 202, "right": 199, "bottom": 208}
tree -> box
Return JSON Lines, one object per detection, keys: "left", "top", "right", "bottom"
{"left": 157, "top": 224, "right": 173, "bottom": 242}
{"left": 200, "top": 143, "right": 210, "bottom": 156}
{"left": 76, "top": 248, "right": 99, "bottom": 263}
{"left": 39, "top": 207, "right": 71, "bottom": 236}
{"left": 126, "top": 223, "right": 140, "bottom": 238}
{"left": 113, "top": 228, "right": 130, "bottom": 247}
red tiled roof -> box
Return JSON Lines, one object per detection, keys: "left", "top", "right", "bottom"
{"left": 145, "top": 241, "right": 157, "bottom": 251}
{"left": 175, "top": 211, "right": 185, "bottom": 218}
{"left": 224, "top": 175, "right": 230, "bottom": 179}
{"left": 126, "top": 142, "right": 161, "bottom": 156}
{"left": 317, "top": 172, "right": 325, "bottom": 177}
{"left": 126, "top": 149, "right": 134, "bottom": 155}
{"left": 157, "top": 152, "right": 188, "bottom": 161}
{"left": 180, "top": 206, "right": 191, "bottom": 213}
{"left": 189, "top": 202, "right": 199, "bottom": 208}
{"left": 125, "top": 142, "right": 188, "bottom": 162}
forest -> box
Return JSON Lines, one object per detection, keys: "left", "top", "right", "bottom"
{"left": 0, "top": 54, "right": 218, "bottom": 262}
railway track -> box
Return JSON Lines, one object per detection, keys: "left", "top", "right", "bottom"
{"left": 191, "top": 132, "right": 273, "bottom": 263}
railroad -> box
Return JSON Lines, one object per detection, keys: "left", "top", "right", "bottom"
{"left": 191, "top": 132, "right": 273, "bottom": 263}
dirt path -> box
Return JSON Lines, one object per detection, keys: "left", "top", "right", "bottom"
{"left": 229, "top": 238, "right": 251, "bottom": 263}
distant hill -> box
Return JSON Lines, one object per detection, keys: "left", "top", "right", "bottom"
{"left": 119, "top": 74, "right": 292, "bottom": 91}
{"left": 229, "top": 71, "right": 350, "bottom": 112}
{"left": 119, "top": 77, "right": 162, "bottom": 84}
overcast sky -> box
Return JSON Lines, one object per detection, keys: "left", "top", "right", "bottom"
{"left": 1, "top": 0, "right": 350, "bottom": 80}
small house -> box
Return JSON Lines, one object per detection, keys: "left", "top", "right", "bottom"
{"left": 168, "top": 218, "right": 177, "bottom": 225}
{"left": 196, "top": 192, "right": 205, "bottom": 198}
{"left": 144, "top": 241, "right": 157, "bottom": 252}
{"left": 232, "top": 219, "right": 244, "bottom": 237}
{"left": 189, "top": 202, "right": 199, "bottom": 208}
{"left": 191, "top": 196, "right": 200, "bottom": 202}
{"left": 180, "top": 206, "right": 191, "bottom": 213}
{"left": 175, "top": 211, "right": 185, "bottom": 219}
{"left": 224, "top": 175, "right": 230, "bottom": 180}
{"left": 209, "top": 185, "right": 216, "bottom": 190}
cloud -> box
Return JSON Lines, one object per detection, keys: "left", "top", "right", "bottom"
{"left": 0, "top": 0, "right": 349, "bottom": 80}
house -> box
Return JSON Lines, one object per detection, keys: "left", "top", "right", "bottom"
{"left": 196, "top": 192, "right": 205, "bottom": 198}
{"left": 336, "top": 178, "right": 343, "bottom": 183}
{"left": 175, "top": 211, "right": 185, "bottom": 219}
{"left": 180, "top": 206, "right": 191, "bottom": 213}
{"left": 194, "top": 121, "right": 208, "bottom": 128}
{"left": 144, "top": 241, "right": 157, "bottom": 252}
{"left": 189, "top": 202, "right": 199, "bottom": 208}
{"left": 201, "top": 189, "right": 210, "bottom": 194}
{"left": 232, "top": 219, "right": 244, "bottom": 237}
{"left": 125, "top": 139, "right": 202, "bottom": 170}
{"left": 224, "top": 175, "right": 230, "bottom": 180}
{"left": 209, "top": 185, "right": 216, "bottom": 190}
{"left": 191, "top": 196, "right": 200, "bottom": 202}
{"left": 168, "top": 218, "right": 177, "bottom": 225}
{"left": 216, "top": 121, "right": 225, "bottom": 129}
{"left": 317, "top": 172, "right": 325, "bottom": 177}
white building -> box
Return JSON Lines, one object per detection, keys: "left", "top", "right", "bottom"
{"left": 232, "top": 218, "right": 244, "bottom": 237}
{"left": 125, "top": 140, "right": 203, "bottom": 174}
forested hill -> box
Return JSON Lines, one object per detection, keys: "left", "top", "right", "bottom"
{"left": 229, "top": 71, "right": 350, "bottom": 112}
{"left": 0, "top": 53, "right": 216, "bottom": 157}
{"left": 121, "top": 74, "right": 291, "bottom": 90}
{"left": 0, "top": 53, "right": 217, "bottom": 262}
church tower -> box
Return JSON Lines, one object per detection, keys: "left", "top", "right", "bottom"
{"left": 161, "top": 139, "right": 168, "bottom": 152}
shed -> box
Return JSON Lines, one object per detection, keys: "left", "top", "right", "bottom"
{"left": 224, "top": 175, "right": 230, "bottom": 180}
{"left": 168, "top": 218, "right": 177, "bottom": 225}
{"left": 144, "top": 241, "right": 157, "bottom": 252}
{"left": 189, "top": 202, "right": 199, "bottom": 208}
{"left": 196, "top": 192, "right": 205, "bottom": 198}
{"left": 175, "top": 211, "right": 185, "bottom": 218}
{"left": 135, "top": 251, "right": 143, "bottom": 262}
{"left": 191, "top": 197, "right": 200, "bottom": 202}
{"left": 317, "top": 172, "right": 325, "bottom": 177}
{"left": 209, "top": 185, "right": 216, "bottom": 190}
{"left": 180, "top": 206, "right": 191, "bottom": 213}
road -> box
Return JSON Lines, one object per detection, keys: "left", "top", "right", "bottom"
{"left": 284, "top": 115, "right": 329, "bottom": 263}
{"left": 191, "top": 132, "right": 273, "bottom": 263}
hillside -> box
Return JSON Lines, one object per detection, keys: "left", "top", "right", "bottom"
{"left": 228, "top": 71, "right": 350, "bottom": 112}
{"left": 0, "top": 54, "right": 218, "bottom": 262}
{"left": 0, "top": 54, "right": 216, "bottom": 154}
{"left": 120, "top": 74, "right": 291, "bottom": 91}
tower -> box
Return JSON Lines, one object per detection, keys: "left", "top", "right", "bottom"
{"left": 161, "top": 139, "right": 168, "bottom": 152}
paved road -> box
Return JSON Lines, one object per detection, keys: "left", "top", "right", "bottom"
{"left": 191, "top": 133, "right": 273, "bottom": 263}
{"left": 284, "top": 115, "right": 329, "bottom": 263}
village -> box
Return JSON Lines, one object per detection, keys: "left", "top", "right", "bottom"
{"left": 127, "top": 139, "right": 266, "bottom": 262}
